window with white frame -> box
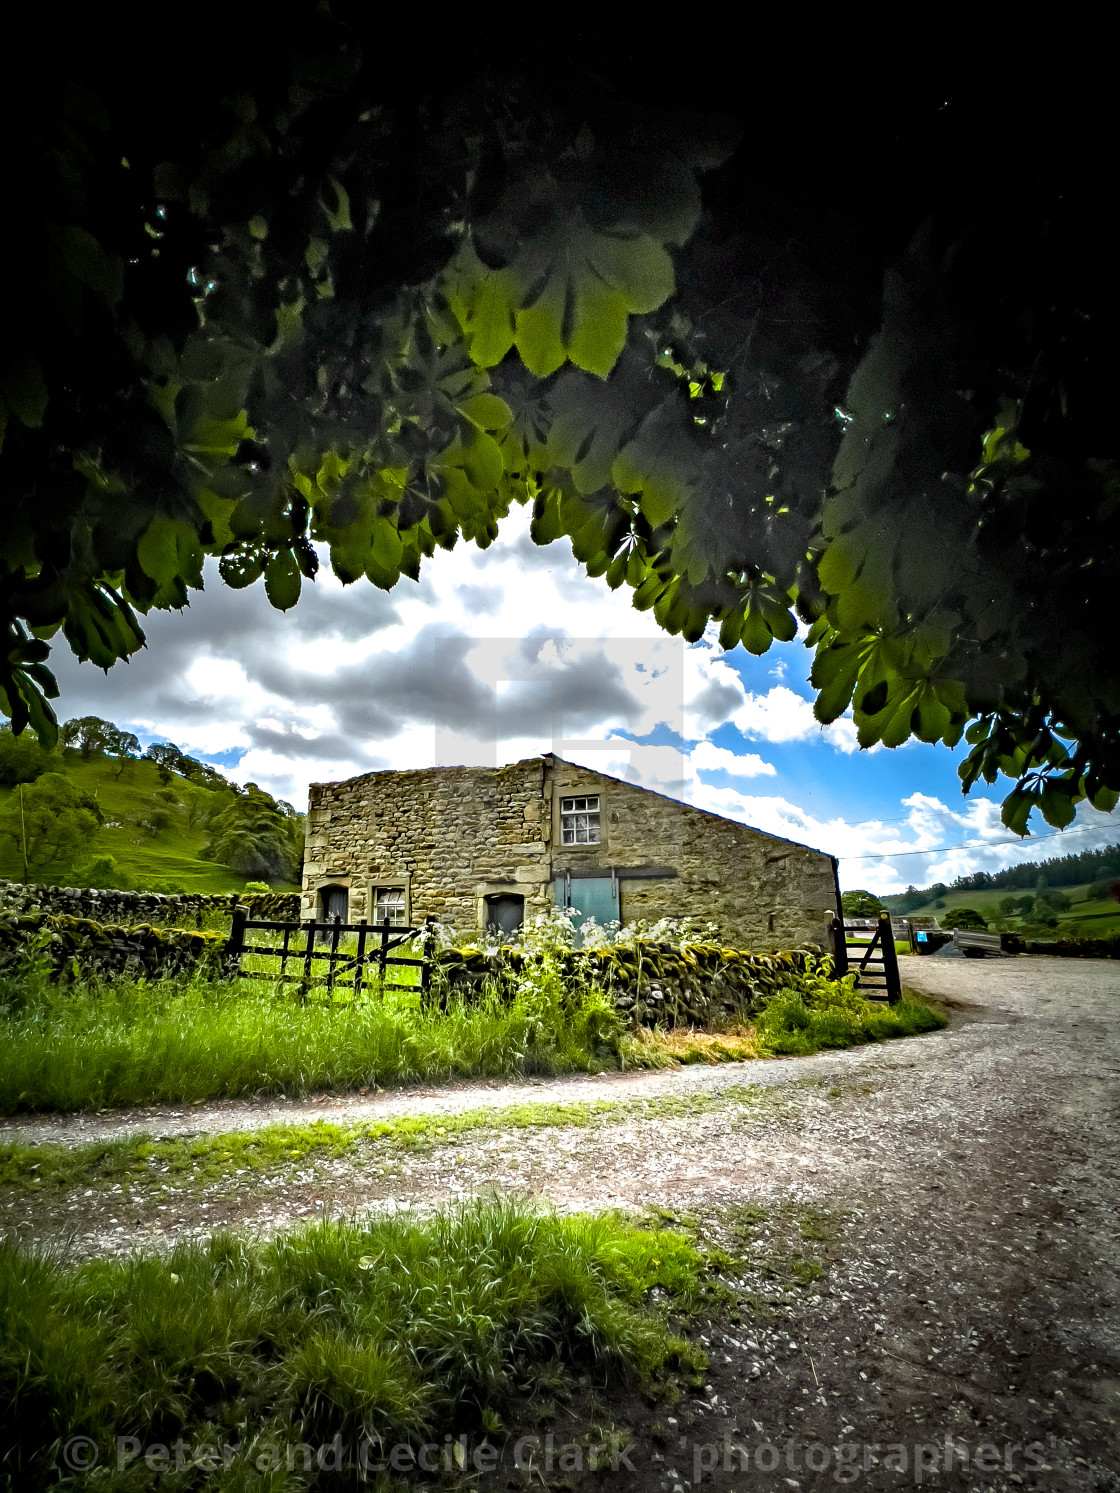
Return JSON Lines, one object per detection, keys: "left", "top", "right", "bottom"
{"left": 373, "top": 886, "right": 406, "bottom": 925}
{"left": 560, "top": 795, "right": 600, "bottom": 845}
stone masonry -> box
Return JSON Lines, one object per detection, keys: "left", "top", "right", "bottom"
{"left": 302, "top": 755, "right": 840, "bottom": 951}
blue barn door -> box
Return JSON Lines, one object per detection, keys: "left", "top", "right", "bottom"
{"left": 554, "top": 873, "right": 619, "bottom": 942}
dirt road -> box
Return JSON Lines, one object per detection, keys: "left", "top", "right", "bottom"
{"left": 4, "top": 957, "right": 1118, "bottom": 1490}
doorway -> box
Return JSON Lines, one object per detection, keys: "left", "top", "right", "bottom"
{"left": 486, "top": 893, "right": 525, "bottom": 936}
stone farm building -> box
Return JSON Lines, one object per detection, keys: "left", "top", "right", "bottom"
{"left": 301, "top": 755, "right": 841, "bottom": 951}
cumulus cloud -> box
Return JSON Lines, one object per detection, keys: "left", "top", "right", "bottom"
{"left": 688, "top": 740, "right": 777, "bottom": 778}
{"left": 730, "top": 683, "right": 860, "bottom": 754}
{"left": 39, "top": 503, "right": 1116, "bottom": 884}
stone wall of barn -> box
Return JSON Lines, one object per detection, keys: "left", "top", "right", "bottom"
{"left": 301, "top": 758, "right": 551, "bottom": 929}
{"left": 302, "top": 754, "right": 839, "bottom": 950}
{"left": 544, "top": 758, "right": 838, "bottom": 951}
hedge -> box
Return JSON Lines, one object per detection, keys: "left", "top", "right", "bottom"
{"left": 1000, "top": 931, "right": 1120, "bottom": 959}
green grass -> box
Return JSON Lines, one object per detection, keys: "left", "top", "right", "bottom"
{"left": 884, "top": 881, "right": 1120, "bottom": 939}
{"left": 750, "top": 972, "right": 946, "bottom": 1057}
{"left": 0, "top": 954, "right": 947, "bottom": 1117}
{"left": 0, "top": 965, "right": 625, "bottom": 1115}
{"left": 0, "top": 749, "right": 297, "bottom": 893}
{"left": 0, "top": 1200, "right": 712, "bottom": 1491}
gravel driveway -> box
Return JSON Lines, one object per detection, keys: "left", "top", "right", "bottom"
{"left": 3, "top": 957, "right": 1118, "bottom": 1491}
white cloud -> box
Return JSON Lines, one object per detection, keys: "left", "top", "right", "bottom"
{"left": 688, "top": 740, "right": 777, "bottom": 778}
{"left": 729, "top": 682, "right": 861, "bottom": 754}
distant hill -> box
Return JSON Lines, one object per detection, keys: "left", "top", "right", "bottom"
{"left": 879, "top": 838, "right": 1120, "bottom": 942}
{"left": 0, "top": 744, "right": 302, "bottom": 894}
{"left": 883, "top": 840, "right": 1120, "bottom": 912}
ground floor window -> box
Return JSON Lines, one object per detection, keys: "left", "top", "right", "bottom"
{"left": 319, "top": 884, "right": 349, "bottom": 923}
{"left": 486, "top": 893, "right": 525, "bottom": 935}
{"left": 373, "top": 886, "right": 407, "bottom": 925}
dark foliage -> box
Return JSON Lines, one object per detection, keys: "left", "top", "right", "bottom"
{"left": 1, "top": 24, "right": 1116, "bottom": 835}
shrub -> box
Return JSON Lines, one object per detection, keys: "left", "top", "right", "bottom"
{"left": 753, "top": 972, "right": 944, "bottom": 1055}
{"left": 840, "top": 889, "right": 885, "bottom": 917}
{"left": 0, "top": 728, "right": 54, "bottom": 785}
{"left": 941, "top": 907, "right": 988, "bottom": 931}
{"left": 1037, "top": 887, "right": 1071, "bottom": 912}
{"left": 71, "top": 854, "right": 132, "bottom": 890}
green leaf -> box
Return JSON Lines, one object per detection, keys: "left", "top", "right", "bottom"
{"left": 811, "top": 640, "right": 862, "bottom": 723}
{"left": 219, "top": 550, "right": 266, "bottom": 589}
{"left": 368, "top": 521, "right": 404, "bottom": 574}
{"left": 61, "top": 225, "right": 124, "bottom": 304}
{"left": 740, "top": 608, "right": 774, "bottom": 656}
{"left": 1039, "top": 782, "right": 1077, "bottom": 829}
{"left": 136, "top": 518, "right": 204, "bottom": 591}
{"left": 264, "top": 550, "right": 301, "bottom": 610}
{"left": 2, "top": 355, "right": 48, "bottom": 428}
{"left": 718, "top": 608, "right": 745, "bottom": 650}
{"left": 458, "top": 392, "right": 513, "bottom": 432}
{"left": 1000, "top": 786, "right": 1040, "bottom": 837}
{"left": 62, "top": 587, "right": 145, "bottom": 669}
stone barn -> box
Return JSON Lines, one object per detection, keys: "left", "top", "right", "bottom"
{"left": 301, "top": 754, "right": 841, "bottom": 951}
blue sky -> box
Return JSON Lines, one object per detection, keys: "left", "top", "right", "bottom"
{"left": 48, "top": 504, "right": 1118, "bottom": 894}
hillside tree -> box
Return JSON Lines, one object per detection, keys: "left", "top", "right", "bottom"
{"left": 204, "top": 784, "right": 302, "bottom": 881}
{"left": 0, "top": 773, "right": 103, "bottom": 882}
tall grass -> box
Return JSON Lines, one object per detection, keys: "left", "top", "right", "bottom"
{"left": 0, "top": 963, "right": 622, "bottom": 1115}
{"left": 0, "top": 1200, "right": 707, "bottom": 1491}
{"left": 752, "top": 969, "right": 945, "bottom": 1055}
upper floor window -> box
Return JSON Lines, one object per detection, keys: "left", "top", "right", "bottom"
{"left": 374, "top": 886, "right": 406, "bottom": 925}
{"left": 561, "top": 795, "right": 600, "bottom": 845}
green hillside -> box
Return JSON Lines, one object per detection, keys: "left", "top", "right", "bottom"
{"left": 883, "top": 882, "right": 1120, "bottom": 940}
{"left": 0, "top": 749, "right": 301, "bottom": 894}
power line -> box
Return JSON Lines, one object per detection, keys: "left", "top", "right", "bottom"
{"left": 840, "top": 820, "right": 1117, "bottom": 860}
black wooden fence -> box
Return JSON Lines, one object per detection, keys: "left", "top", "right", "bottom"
{"left": 827, "top": 912, "right": 901, "bottom": 1002}
{"left": 224, "top": 908, "right": 436, "bottom": 996}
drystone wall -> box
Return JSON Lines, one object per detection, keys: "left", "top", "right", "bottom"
{"left": 0, "top": 881, "right": 298, "bottom": 928}
{"left": 433, "top": 941, "right": 825, "bottom": 1027}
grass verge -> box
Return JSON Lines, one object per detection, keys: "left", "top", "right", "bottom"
{"left": 0, "top": 1200, "right": 712, "bottom": 1491}
{"left": 0, "top": 1086, "right": 783, "bottom": 1197}
{"left": 0, "top": 966, "right": 623, "bottom": 1115}
{"left": 0, "top": 958, "right": 946, "bottom": 1117}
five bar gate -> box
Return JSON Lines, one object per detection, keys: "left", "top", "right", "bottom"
{"left": 827, "top": 911, "right": 901, "bottom": 1002}
{"left": 224, "top": 907, "right": 436, "bottom": 997}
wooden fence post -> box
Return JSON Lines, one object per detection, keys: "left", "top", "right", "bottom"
{"left": 828, "top": 916, "right": 849, "bottom": 978}
{"left": 379, "top": 922, "right": 390, "bottom": 983}
{"left": 224, "top": 905, "right": 248, "bottom": 979}
{"left": 327, "top": 914, "right": 342, "bottom": 994}
{"left": 302, "top": 918, "right": 317, "bottom": 990}
{"left": 421, "top": 915, "right": 435, "bottom": 997}
{"left": 879, "top": 911, "right": 901, "bottom": 1003}
{"left": 354, "top": 918, "right": 368, "bottom": 999}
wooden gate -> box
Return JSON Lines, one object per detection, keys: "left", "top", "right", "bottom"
{"left": 224, "top": 908, "right": 435, "bottom": 997}
{"left": 827, "top": 912, "right": 901, "bottom": 1003}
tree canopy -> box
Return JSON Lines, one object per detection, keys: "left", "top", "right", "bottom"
{"left": 2, "top": 22, "right": 1116, "bottom": 835}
